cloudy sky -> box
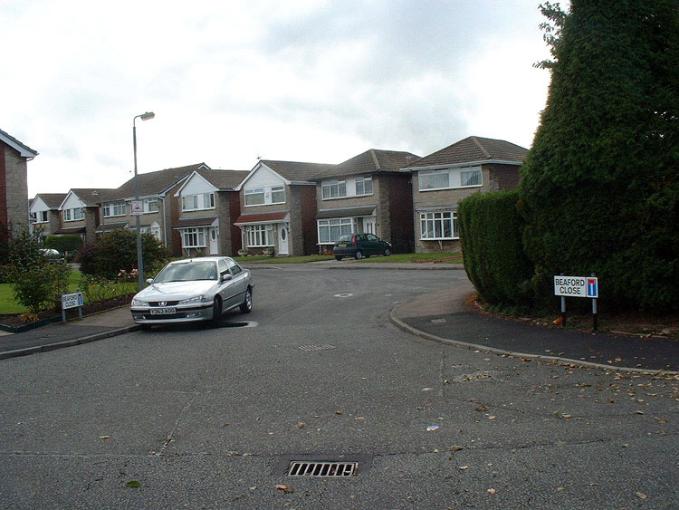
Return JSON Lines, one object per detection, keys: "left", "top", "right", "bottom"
{"left": 2, "top": 0, "right": 553, "bottom": 197}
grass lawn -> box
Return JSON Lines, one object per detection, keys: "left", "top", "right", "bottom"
{"left": 356, "top": 252, "right": 464, "bottom": 264}
{"left": 235, "top": 255, "right": 334, "bottom": 264}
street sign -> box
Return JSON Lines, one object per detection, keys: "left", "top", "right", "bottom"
{"left": 553, "top": 276, "right": 598, "bottom": 298}
{"left": 130, "top": 200, "right": 143, "bottom": 216}
{"left": 61, "top": 292, "right": 84, "bottom": 309}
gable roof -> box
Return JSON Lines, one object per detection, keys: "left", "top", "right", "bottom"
{"left": 35, "top": 193, "right": 67, "bottom": 209}
{"left": 69, "top": 188, "right": 116, "bottom": 207}
{"left": 108, "top": 163, "right": 210, "bottom": 201}
{"left": 196, "top": 168, "right": 250, "bottom": 190}
{"left": 0, "top": 128, "right": 38, "bottom": 159}
{"left": 328, "top": 149, "right": 420, "bottom": 178}
{"left": 404, "top": 136, "right": 528, "bottom": 169}
{"left": 259, "top": 160, "right": 337, "bottom": 182}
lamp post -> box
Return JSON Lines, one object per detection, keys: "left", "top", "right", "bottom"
{"left": 132, "top": 111, "right": 155, "bottom": 290}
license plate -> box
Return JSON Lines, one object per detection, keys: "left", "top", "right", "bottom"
{"left": 150, "top": 307, "right": 176, "bottom": 315}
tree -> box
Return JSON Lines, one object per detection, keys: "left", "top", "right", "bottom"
{"left": 520, "top": 0, "right": 679, "bottom": 311}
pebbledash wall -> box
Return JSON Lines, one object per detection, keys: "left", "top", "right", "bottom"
{"left": 1, "top": 144, "right": 29, "bottom": 235}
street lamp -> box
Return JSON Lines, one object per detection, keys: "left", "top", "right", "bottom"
{"left": 132, "top": 111, "right": 155, "bottom": 290}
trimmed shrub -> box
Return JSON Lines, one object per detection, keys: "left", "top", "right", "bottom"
{"left": 459, "top": 191, "right": 533, "bottom": 307}
{"left": 78, "top": 229, "right": 170, "bottom": 279}
{"left": 520, "top": 0, "right": 679, "bottom": 312}
{"left": 44, "top": 235, "right": 82, "bottom": 254}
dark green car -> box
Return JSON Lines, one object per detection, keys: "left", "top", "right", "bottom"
{"left": 333, "top": 233, "right": 392, "bottom": 260}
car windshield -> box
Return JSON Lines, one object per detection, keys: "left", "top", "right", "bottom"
{"left": 154, "top": 261, "right": 218, "bottom": 282}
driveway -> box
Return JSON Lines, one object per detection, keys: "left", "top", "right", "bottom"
{"left": 1, "top": 267, "right": 677, "bottom": 509}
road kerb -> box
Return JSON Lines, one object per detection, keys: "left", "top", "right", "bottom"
{"left": 389, "top": 308, "right": 678, "bottom": 376}
{"left": 0, "top": 325, "right": 141, "bottom": 360}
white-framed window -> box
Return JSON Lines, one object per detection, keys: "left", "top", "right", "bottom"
{"left": 460, "top": 168, "right": 482, "bottom": 187}
{"left": 103, "top": 201, "right": 127, "bottom": 217}
{"left": 244, "top": 188, "right": 265, "bottom": 206}
{"left": 419, "top": 211, "right": 458, "bottom": 240}
{"left": 321, "top": 180, "right": 347, "bottom": 199}
{"left": 355, "top": 176, "right": 373, "bottom": 196}
{"left": 419, "top": 170, "right": 450, "bottom": 190}
{"left": 418, "top": 166, "right": 483, "bottom": 191}
{"left": 317, "top": 217, "right": 355, "bottom": 244}
{"left": 246, "top": 224, "right": 274, "bottom": 247}
{"left": 64, "top": 207, "right": 85, "bottom": 222}
{"left": 271, "top": 186, "right": 286, "bottom": 204}
{"left": 244, "top": 186, "right": 285, "bottom": 206}
{"left": 31, "top": 211, "right": 49, "bottom": 223}
{"left": 143, "top": 198, "right": 160, "bottom": 213}
{"left": 182, "top": 227, "right": 207, "bottom": 248}
{"left": 181, "top": 193, "right": 214, "bottom": 211}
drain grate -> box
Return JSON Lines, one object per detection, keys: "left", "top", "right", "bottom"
{"left": 288, "top": 461, "right": 358, "bottom": 477}
{"left": 298, "top": 344, "right": 336, "bottom": 352}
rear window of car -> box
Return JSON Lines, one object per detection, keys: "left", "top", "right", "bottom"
{"left": 337, "top": 234, "right": 353, "bottom": 242}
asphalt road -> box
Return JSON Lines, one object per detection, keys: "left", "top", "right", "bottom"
{"left": 1, "top": 267, "right": 677, "bottom": 509}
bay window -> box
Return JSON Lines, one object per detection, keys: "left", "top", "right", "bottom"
{"left": 317, "top": 217, "right": 355, "bottom": 244}
{"left": 246, "top": 225, "right": 274, "bottom": 247}
{"left": 419, "top": 211, "right": 458, "bottom": 240}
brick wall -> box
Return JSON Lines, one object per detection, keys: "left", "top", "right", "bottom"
{"left": 487, "top": 163, "right": 521, "bottom": 190}
{"left": 1, "top": 143, "right": 29, "bottom": 236}
{"left": 385, "top": 174, "right": 414, "bottom": 252}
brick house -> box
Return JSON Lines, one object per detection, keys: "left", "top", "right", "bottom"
{"left": 29, "top": 193, "right": 67, "bottom": 238}
{"left": 314, "top": 149, "right": 419, "bottom": 253}
{"left": 58, "top": 188, "right": 115, "bottom": 245}
{"left": 97, "top": 163, "right": 208, "bottom": 250}
{"left": 0, "top": 128, "right": 38, "bottom": 238}
{"left": 402, "top": 136, "right": 528, "bottom": 253}
{"left": 172, "top": 168, "right": 249, "bottom": 257}
{"left": 235, "top": 159, "right": 335, "bottom": 256}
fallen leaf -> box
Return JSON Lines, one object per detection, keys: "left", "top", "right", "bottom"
{"left": 635, "top": 410, "right": 645, "bottom": 415}
{"left": 276, "top": 484, "right": 294, "bottom": 494}
{"left": 487, "top": 488, "right": 496, "bottom": 495}
{"left": 355, "top": 416, "right": 365, "bottom": 422}
{"left": 636, "top": 491, "right": 647, "bottom": 500}
{"left": 459, "top": 465, "right": 469, "bottom": 470}
{"left": 99, "top": 435, "right": 111, "bottom": 441}
{"left": 475, "top": 404, "right": 489, "bottom": 412}
{"left": 426, "top": 424, "right": 440, "bottom": 432}
{"left": 296, "top": 421, "right": 305, "bottom": 429}
{"left": 335, "top": 410, "right": 343, "bottom": 415}
{"left": 450, "top": 445, "right": 464, "bottom": 452}
{"left": 488, "top": 415, "right": 496, "bottom": 420}
{"left": 126, "top": 480, "right": 141, "bottom": 489}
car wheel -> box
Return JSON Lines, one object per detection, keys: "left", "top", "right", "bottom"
{"left": 212, "top": 296, "right": 223, "bottom": 325}
{"left": 354, "top": 250, "right": 364, "bottom": 260}
{"left": 335, "top": 256, "right": 343, "bottom": 261}
{"left": 384, "top": 247, "right": 391, "bottom": 256}
{"left": 240, "top": 287, "right": 253, "bottom": 314}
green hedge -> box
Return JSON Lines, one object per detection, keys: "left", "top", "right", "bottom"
{"left": 459, "top": 191, "right": 533, "bottom": 306}
{"left": 44, "top": 235, "right": 82, "bottom": 254}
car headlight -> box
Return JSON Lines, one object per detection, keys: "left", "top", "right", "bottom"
{"left": 179, "top": 295, "right": 209, "bottom": 304}
{"left": 131, "top": 298, "right": 148, "bottom": 306}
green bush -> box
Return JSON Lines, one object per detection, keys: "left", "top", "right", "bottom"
{"left": 44, "top": 235, "right": 82, "bottom": 254}
{"left": 459, "top": 191, "right": 533, "bottom": 307}
{"left": 520, "top": 0, "right": 679, "bottom": 312}
{"left": 6, "top": 229, "right": 70, "bottom": 313}
{"left": 78, "top": 229, "right": 170, "bottom": 279}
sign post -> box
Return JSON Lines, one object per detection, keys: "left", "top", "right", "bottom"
{"left": 553, "top": 275, "right": 599, "bottom": 332}
{"left": 61, "top": 292, "right": 84, "bottom": 322}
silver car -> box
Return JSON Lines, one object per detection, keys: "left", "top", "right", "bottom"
{"left": 130, "top": 257, "right": 253, "bottom": 326}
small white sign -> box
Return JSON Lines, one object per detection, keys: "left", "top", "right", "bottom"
{"left": 554, "top": 276, "right": 598, "bottom": 298}
{"left": 61, "top": 292, "right": 84, "bottom": 310}
{"left": 130, "top": 200, "right": 143, "bottom": 216}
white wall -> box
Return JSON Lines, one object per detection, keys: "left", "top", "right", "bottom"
{"left": 245, "top": 164, "right": 286, "bottom": 190}
{"left": 181, "top": 173, "right": 218, "bottom": 196}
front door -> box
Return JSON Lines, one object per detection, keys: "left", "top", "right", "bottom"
{"left": 209, "top": 227, "right": 219, "bottom": 255}
{"left": 278, "top": 223, "right": 289, "bottom": 255}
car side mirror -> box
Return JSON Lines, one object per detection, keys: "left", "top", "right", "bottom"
{"left": 221, "top": 273, "right": 233, "bottom": 282}
{"left": 146, "top": 278, "right": 154, "bottom": 285}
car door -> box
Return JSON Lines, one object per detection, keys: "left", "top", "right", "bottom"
{"left": 225, "top": 259, "right": 247, "bottom": 308}
{"left": 366, "top": 234, "right": 380, "bottom": 255}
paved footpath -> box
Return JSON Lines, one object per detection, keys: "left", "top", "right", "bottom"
{"left": 392, "top": 282, "right": 678, "bottom": 373}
